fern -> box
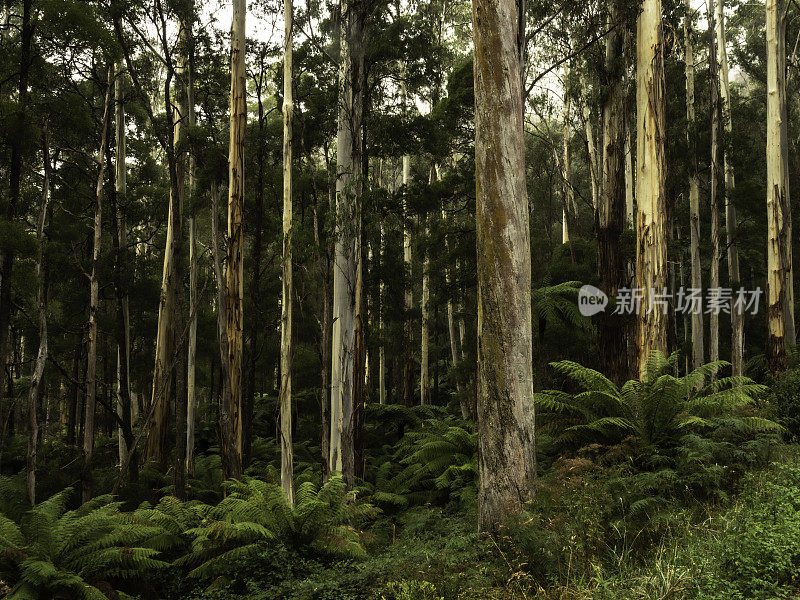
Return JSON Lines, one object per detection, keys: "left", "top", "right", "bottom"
{"left": 176, "top": 476, "right": 378, "bottom": 582}
{"left": 537, "top": 351, "right": 779, "bottom": 450}
{"left": 0, "top": 489, "right": 170, "bottom": 600}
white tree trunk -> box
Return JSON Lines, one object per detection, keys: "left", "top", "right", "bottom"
{"left": 625, "top": 114, "right": 634, "bottom": 227}
{"left": 709, "top": 7, "right": 721, "bottom": 367}
{"left": 330, "top": 0, "right": 364, "bottom": 485}
{"left": 27, "top": 122, "right": 52, "bottom": 506}
{"left": 635, "top": 0, "right": 669, "bottom": 376}
{"left": 684, "top": 0, "right": 705, "bottom": 370}
{"left": 185, "top": 13, "right": 198, "bottom": 476}
{"left": 113, "top": 60, "right": 133, "bottom": 469}
{"left": 580, "top": 73, "right": 600, "bottom": 210}
{"left": 562, "top": 88, "right": 573, "bottom": 244}
{"left": 766, "top": 0, "right": 793, "bottom": 371}
{"left": 714, "top": 0, "right": 745, "bottom": 374}
{"left": 83, "top": 67, "right": 113, "bottom": 503}
{"left": 280, "top": 0, "right": 295, "bottom": 504}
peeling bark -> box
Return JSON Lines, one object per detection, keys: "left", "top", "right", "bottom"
{"left": 635, "top": 0, "right": 668, "bottom": 375}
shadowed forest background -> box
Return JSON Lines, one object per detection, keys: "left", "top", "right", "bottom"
{"left": 1, "top": 0, "right": 800, "bottom": 598}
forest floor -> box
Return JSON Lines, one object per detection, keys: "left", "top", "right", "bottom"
{"left": 191, "top": 444, "right": 800, "bottom": 600}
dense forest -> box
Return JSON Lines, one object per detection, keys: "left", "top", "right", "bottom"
{"left": 0, "top": 0, "right": 800, "bottom": 597}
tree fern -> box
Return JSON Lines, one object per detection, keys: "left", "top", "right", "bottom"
{"left": 0, "top": 489, "right": 170, "bottom": 600}
{"left": 176, "top": 476, "right": 378, "bottom": 582}
{"left": 536, "top": 351, "right": 779, "bottom": 450}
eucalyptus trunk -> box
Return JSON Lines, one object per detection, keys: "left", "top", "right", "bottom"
{"left": 684, "top": 0, "right": 705, "bottom": 370}
{"left": 83, "top": 67, "right": 113, "bottom": 503}
{"left": 766, "top": 0, "right": 793, "bottom": 372}
{"left": 635, "top": 0, "right": 668, "bottom": 376}
{"left": 225, "top": 0, "right": 246, "bottom": 471}
{"left": 709, "top": 8, "right": 721, "bottom": 367}
{"left": 280, "top": 0, "right": 295, "bottom": 503}
{"left": 330, "top": 0, "right": 364, "bottom": 487}
{"left": 472, "top": 0, "right": 536, "bottom": 532}
{"left": 27, "top": 122, "right": 52, "bottom": 506}
{"left": 597, "top": 0, "right": 628, "bottom": 385}
{"left": 714, "top": 0, "right": 745, "bottom": 373}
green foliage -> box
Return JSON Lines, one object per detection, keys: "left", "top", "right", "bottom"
{"left": 767, "top": 367, "right": 800, "bottom": 439}
{"left": 0, "top": 490, "right": 171, "bottom": 599}
{"left": 177, "top": 477, "right": 378, "bottom": 582}
{"left": 536, "top": 351, "right": 777, "bottom": 450}
{"left": 370, "top": 417, "right": 476, "bottom": 510}
{"left": 700, "top": 463, "right": 800, "bottom": 599}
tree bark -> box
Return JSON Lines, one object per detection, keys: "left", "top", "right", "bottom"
{"left": 709, "top": 7, "right": 721, "bottom": 367}
{"left": 713, "top": 0, "right": 745, "bottom": 373}
{"left": 330, "top": 0, "right": 364, "bottom": 487}
{"left": 766, "top": 0, "right": 792, "bottom": 372}
{"left": 635, "top": 0, "right": 668, "bottom": 376}
{"left": 83, "top": 66, "right": 114, "bottom": 503}
{"left": 212, "top": 182, "right": 242, "bottom": 480}
{"left": 226, "top": 0, "right": 246, "bottom": 469}
{"left": 596, "top": 0, "right": 628, "bottom": 385}
{"left": 27, "top": 122, "right": 52, "bottom": 506}
{"left": 472, "top": 0, "right": 537, "bottom": 532}
{"left": 684, "top": 0, "right": 705, "bottom": 370}
{"left": 0, "top": 0, "right": 33, "bottom": 453}
{"left": 185, "top": 4, "right": 199, "bottom": 478}
{"left": 401, "top": 84, "right": 414, "bottom": 408}
{"left": 280, "top": 0, "right": 295, "bottom": 503}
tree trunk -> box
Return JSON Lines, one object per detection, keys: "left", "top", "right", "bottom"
{"left": 401, "top": 85, "right": 414, "bottom": 408}
{"left": 684, "top": 0, "right": 705, "bottom": 370}
{"left": 226, "top": 0, "right": 246, "bottom": 469}
{"left": 111, "top": 61, "right": 137, "bottom": 484}
{"left": 27, "top": 122, "right": 52, "bottom": 506}
{"left": 580, "top": 73, "right": 601, "bottom": 210}
{"left": 420, "top": 168, "right": 432, "bottom": 405}
{"left": 596, "top": 0, "right": 628, "bottom": 385}
{"left": 562, "top": 86, "right": 574, "bottom": 244}
{"left": 83, "top": 67, "right": 113, "bottom": 503}
{"left": 185, "top": 5, "right": 199, "bottom": 478}
{"left": 709, "top": 7, "right": 721, "bottom": 367}
{"left": 330, "top": 0, "right": 364, "bottom": 487}
{"left": 635, "top": 0, "right": 668, "bottom": 376}
{"left": 0, "top": 0, "right": 33, "bottom": 453}
{"left": 212, "top": 182, "right": 242, "bottom": 480}
{"left": 280, "top": 0, "right": 295, "bottom": 504}
{"left": 766, "top": 0, "right": 792, "bottom": 372}
{"left": 472, "top": 0, "right": 536, "bottom": 532}
{"left": 714, "top": 0, "right": 745, "bottom": 373}
{"left": 624, "top": 113, "right": 634, "bottom": 226}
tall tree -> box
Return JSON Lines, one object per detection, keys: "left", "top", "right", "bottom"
{"left": 280, "top": 0, "right": 295, "bottom": 503}
{"left": 26, "top": 122, "right": 53, "bottom": 506}
{"left": 596, "top": 0, "right": 628, "bottom": 384}
{"left": 0, "top": 0, "right": 33, "bottom": 446}
{"left": 635, "top": 0, "right": 668, "bottom": 375}
{"left": 83, "top": 66, "right": 114, "bottom": 503}
{"left": 401, "top": 83, "right": 413, "bottom": 408}
{"left": 765, "top": 0, "right": 793, "bottom": 372}
{"left": 112, "top": 60, "right": 137, "bottom": 482}
{"left": 330, "top": 0, "right": 365, "bottom": 486}
{"left": 683, "top": 0, "right": 704, "bottom": 370}
{"left": 709, "top": 7, "right": 721, "bottom": 367}
{"left": 472, "top": 0, "right": 536, "bottom": 532}
{"left": 713, "top": 0, "right": 744, "bottom": 374}
{"left": 226, "top": 0, "right": 246, "bottom": 471}
{"left": 185, "top": 2, "right": 199, "bottom": 478}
